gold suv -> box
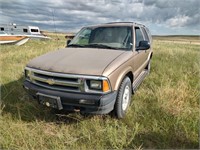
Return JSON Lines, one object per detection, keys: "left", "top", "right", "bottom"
{"left": 24, "top": 22, "right": 153, "bottom": 118}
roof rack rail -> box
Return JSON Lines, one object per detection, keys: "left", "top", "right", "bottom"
{"left": 106, "top": 22, "right": 135, "bottom": 24}
{"left": 106, "top": 22, "right": 145, "bottom": 27}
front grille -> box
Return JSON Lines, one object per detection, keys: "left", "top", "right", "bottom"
{"left": 29, "top": 70, "right": 84, "bottom": 92}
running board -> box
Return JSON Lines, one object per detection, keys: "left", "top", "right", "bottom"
{"left": 132, "top": 69, "right": 148, "bottom": 93}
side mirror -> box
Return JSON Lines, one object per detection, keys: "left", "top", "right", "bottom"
{"left": 136, "top": 41, "right": 150, "bottom": 51}
{"left": 66, "top": 40, "right": 71, "bottom": 47}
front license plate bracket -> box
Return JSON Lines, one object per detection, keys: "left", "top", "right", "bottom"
{"left": 37, "top": 93, "right": 63, "bottom": 110}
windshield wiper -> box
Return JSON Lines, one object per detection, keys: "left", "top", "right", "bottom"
{"left": 67, "top": 44, "right": 85, "bottom": 48}
{"left": 87, "top": 43, "right": 119, "bottom": 49}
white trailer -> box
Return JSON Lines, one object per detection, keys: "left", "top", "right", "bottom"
{"left": 0, "top": 24, "right": 41, "bottom": 35}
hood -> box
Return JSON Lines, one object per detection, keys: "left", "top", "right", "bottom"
{"left": 27, "top": 48, "right": 125, "bottom": 76}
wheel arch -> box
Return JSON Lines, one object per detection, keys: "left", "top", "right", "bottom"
{"left": 148, "top": 52, "right": 153, "bottom": 60}
{"left": 111, "top": 67, "right": 134, "bottom": 91}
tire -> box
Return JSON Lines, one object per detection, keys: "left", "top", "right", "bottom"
{"left": 114, "top": 76, "right": 132, "bottom": 118}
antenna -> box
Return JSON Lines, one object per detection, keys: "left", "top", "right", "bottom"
{"left": 52, "top": 9, "right": 59, "bottom": 47}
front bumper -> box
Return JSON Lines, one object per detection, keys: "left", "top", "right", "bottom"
{"left": 23, "top": 81, "right": 117, "bottom": 114}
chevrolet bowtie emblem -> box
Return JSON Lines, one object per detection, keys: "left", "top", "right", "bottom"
{"left": 46, "top": 78, "right": 55, "bottom": 85}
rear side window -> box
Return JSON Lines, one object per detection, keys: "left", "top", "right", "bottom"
{"left": 23, "top": 29, "right": 28, "bottom": 32}
{"left": 31, "top": 29, "right": 39, "bottom": 32}
{"left": 135, "top": 27, "right": 144, "bottom": 47}
{"left": 141, "top": 27, "right": 150, "bottom": 42}
{"left": 146, "top": 28, "right": 152, "bottom": 43}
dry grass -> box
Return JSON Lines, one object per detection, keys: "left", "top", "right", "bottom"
{"left": 153, "top": 35, "right": 200, "bottom": 45}
{"left": 0, "top": 36, "right": 199, "bottom": 149}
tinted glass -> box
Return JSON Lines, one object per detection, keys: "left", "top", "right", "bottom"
{"left": 141, "top": 27, "right": 150, "bottom": 42}
{"left": 135, "top": 27, "right": 144, "bottom": 47}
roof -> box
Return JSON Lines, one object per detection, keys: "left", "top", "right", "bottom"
{"left": 85, "top": 22, "right": 146, "bottom": 28}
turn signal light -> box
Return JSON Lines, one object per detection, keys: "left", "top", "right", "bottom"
{"left": 103, "top": 80, "right": 110, "bottom": 92}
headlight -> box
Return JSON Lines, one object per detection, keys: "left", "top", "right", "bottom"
{"left": 89, "top": 80, "right": 102, "bottom": 90}
{"left": 86, "top": 79, "right": 111, "bottom": 93}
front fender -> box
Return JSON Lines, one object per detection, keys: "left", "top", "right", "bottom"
{"left": 108, "top": 66, "right": 133, "bottom": 91}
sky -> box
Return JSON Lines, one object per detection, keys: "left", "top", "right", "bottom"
{"left": 0, "top": 0, "right": 199, "bottom": 35}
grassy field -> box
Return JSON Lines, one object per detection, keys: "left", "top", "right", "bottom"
{"left": 153, "top": 35, "right": 200, "bottom": 45}
{"left": 0, "top": 35, "right": 199, "bottom": 149}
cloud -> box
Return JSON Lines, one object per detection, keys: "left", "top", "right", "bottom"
{"left": 167, "top": 15, "right": 190, "bottom": 27}
{"left": 0, "top": 0, "right": 199, "bottom": 34}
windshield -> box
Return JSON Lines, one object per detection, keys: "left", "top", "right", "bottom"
{"left": 68, "top": 26, "right": 133, "bottom": 50}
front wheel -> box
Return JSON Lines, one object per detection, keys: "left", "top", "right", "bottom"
{"left": 114, "top": 77, "right": 132, "bottom": 118}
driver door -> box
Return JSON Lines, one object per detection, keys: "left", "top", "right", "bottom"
{"left": 133, "top": 26, "right": 149, "bottom": 78}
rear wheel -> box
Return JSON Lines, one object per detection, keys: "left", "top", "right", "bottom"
{"left": 114, "top": 76, "right": 132, "bottom": 118}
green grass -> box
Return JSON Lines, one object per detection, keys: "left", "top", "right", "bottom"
{"left": 0, "top": 36, "right": 199, "bottom": 149}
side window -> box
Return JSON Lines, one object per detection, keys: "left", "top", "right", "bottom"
{"left": 135, "top": 27, "right": 144, "bottom": 47}
{"left": 141, "top": 27, "right": 150, "bottom": 42}
{"left": 31, "top": 29, "right": 39, "bottom": 33}
{"left": 23, "top": 29, "right": 28, "bottom": 32}
{"left": 145, "top": 28, "right": 152, "bottom": 43}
